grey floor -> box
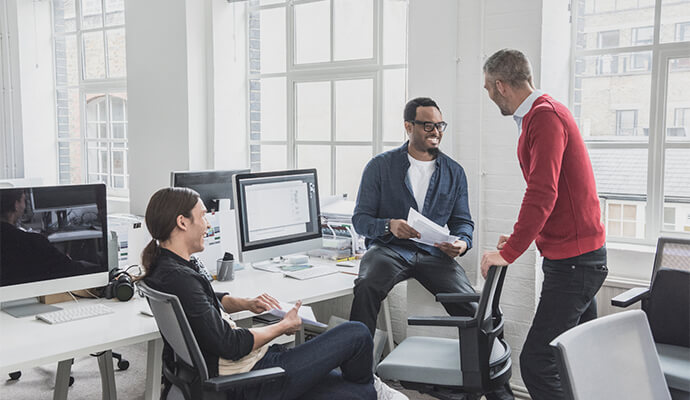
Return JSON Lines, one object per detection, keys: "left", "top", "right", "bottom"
{"left": 1, "top": 342, "right": 489, "bottom": 400}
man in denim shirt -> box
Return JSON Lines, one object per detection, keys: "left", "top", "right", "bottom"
{"left": 348, "top": 97, "right": 473, "bottom": 330}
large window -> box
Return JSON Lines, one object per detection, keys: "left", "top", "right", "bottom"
{"left": 572, "top": 0, "right": 690, "bottom": 242}
{"left": 52, "top": 0, "right": 128, "bottom": 196}
{"left": 248, "top": 0, "right": 408, "bottom": 200}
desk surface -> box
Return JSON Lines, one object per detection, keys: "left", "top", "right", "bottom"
{"left": 0, "top": 258, "right": 359, "bottom": 375}
{"left": 0, "top": 296, "right": 160, "bottom": 375}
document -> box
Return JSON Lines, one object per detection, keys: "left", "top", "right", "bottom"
{"left": 406, "top": 208, "right": 459, "bottom": 246}
{"left": 261, "top": 301, "right": 327, "bottom": 328}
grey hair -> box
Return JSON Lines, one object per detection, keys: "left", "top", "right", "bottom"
{"left": 483, "top": 48, "right": 533, "bottom": 88}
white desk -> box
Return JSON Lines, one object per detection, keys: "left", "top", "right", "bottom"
{"left": 0, "top": 297, "right": 163, "bottom": 400}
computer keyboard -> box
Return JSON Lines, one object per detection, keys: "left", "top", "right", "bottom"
{"left": 36, "top": 303, "right": 115, "bottom": 324}
{"left": 283, "top": 266, "right": 340, "bottom": 280}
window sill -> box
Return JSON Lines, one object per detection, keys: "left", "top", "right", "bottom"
{"left": 605, "top": 241, "right": 656, "bottom": 283}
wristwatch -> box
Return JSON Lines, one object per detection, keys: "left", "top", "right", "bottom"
{"left": 383, "top": 219, "right": 391, "bottom": 235}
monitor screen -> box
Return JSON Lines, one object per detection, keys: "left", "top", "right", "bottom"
{"left": 233, "top": 169, "right": 322, "bottom": 263}
{"left": 171, "top": 169, "right": 250, "bottom": 211}
{"left": 0, "top": 184, "right": 109, "bottom": 297}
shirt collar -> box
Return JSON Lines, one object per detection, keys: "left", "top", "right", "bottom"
{"left": 158, "top": 247, "right": 197, "bottom": 271}
{"left": 513, "top": 90, "right": 543, "bottom": 122}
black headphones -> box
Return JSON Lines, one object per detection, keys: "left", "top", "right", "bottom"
{"left": 104, "top": 267, "right": 134, "bottom": 301}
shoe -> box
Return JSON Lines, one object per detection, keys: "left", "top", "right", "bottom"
{"left": 373, "top": 376, "right": 408, "bottom": 400}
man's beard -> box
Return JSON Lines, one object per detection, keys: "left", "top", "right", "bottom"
{"left": 427, "top": 147, "right": 440, "bottom": 157}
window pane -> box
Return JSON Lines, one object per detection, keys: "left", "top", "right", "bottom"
{"left": 666, "top": 57, "right": 690, "bottom": 141}
{"left": 113, "top": 148, "right": 126, "bottom": 175}
{"left": 83, "top": 31, "right": 106, "bottom": 79}
{"left": 574, "top": 1, "right": 655, "bottom": 50}
{"left": 259, "top": 145, "right": 287, "bottom": 171}
{"left": 335, "top": 145, "right": 371, "bottom": 200}
{"left": 663, "top": 148, "right": 690, "bottom": 233}
{"left": 111, "top": 94, "right": 127, "bottom": 122}
{"left": 383, "top": 0, "right": 407, "bottom": 64}
{"left": 57, "top": 141, "right": 83, "bottom": 184}
{"left": 259, "top": 77, "right": 287, "bottom": 140}
{"left": 87, "top": 141, "right": 110, "bottom": 185}
{"left": 105, "top": 0, "right": 125, "bottom": 26}
{"left": 86, "top": 95, "right": 106, "bottom": 138}
{"left": 297, "top": 145, "right": 332, "bottom": 196}
{"left": 296, "top": 81, "right": 331, "bottom": 141}
{"left": 260, "top": 7, "right": 286, "bottom": 74}
{"left": 335, "top": 79, "right": 373, "bottom": 141}
{"left": 81, "top": 0, "right": 103, "bottom": 29}
{"left": 106, "top": 28, "right": 127, "bottom": 78}
{"left": 56, "top": 88, "right": 81, "bottom": 139}
{"left": 382, "top": 69, "right": 406, "bottom": 142}
{"left": 574, "top": 53, "right": 652, "bottom": 141}
{"left": 333, "top": 0, "right": 373, "bottom": 61}
{"left": 661, "top": 0, "right": 690, "bottom": 43}
{"left": 590, "top": 148, "right": 648, "bottom": 198}
{"left": 54, "top": 0, "right": 77, "bottom": 33}
{"left": 294, "top": 1, "right": 330, "bottom": 64}
{"left": 65, "top": 34, "right": 79, "bottom": 86}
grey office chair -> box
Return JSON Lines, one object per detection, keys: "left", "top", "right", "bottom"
{"left": 611, "top": 237, "right": 690, "bottom": 399}
{"left": 550, "top": 310, "right": 671, "bottom": 400}
{"left": 376, "top": 265, "right": 512, "bottom": 400}
{"left": 136, "top": 281, "right": 285, "bottom": 400}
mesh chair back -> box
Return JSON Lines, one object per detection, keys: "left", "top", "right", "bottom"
{"left": 646, "top": 268, "right": 690, "bottom": 347}
{"left": 652, "top": 237, "right": 690, "bottom": 281}
{"left": 137, "top": 281, "right": 210, "bottom": 381}
{"left": 477, "top": 265, "right": 508, "bottom": 324}
{"left": 551, "top": 310, "right": 671, "bottom": 400}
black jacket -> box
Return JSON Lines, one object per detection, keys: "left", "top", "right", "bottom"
{"left": 144, "top": 248, "right": 255, "bottom": 377}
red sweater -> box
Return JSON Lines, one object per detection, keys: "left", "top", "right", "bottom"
{"left": 500, "top": 94, "right": 606, "bottom": 263}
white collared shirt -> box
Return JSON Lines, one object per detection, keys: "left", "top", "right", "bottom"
{"left": 513, "top": 90, "right": 543, "bottom": 136}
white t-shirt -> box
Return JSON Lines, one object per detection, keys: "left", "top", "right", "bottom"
{"left": 407, "top": 154, "right": 436, "bottom": 213}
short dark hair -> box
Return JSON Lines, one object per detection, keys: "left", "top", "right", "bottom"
{"left": 0, "top": 189, "right": 26, "bottom": 217}
{"left": 404, "top": 97, "right": 441, "bottom": 122}
{"left": 483, "top": 48, "right": 533, "bottom": 88}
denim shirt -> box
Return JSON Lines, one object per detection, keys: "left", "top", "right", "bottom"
{"left": 352, "top": 142, "right": 474, "bottom": 261}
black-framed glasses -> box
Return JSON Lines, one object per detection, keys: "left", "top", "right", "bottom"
{"left": 409, "top": 120, "right": 448, "bottom": 133}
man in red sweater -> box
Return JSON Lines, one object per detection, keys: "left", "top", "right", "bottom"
{"left": 480, "top": 49, "right": 607, "bottom": 400}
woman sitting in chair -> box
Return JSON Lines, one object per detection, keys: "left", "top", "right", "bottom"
{"left": 141, "top": 187, "right": 406, "bottom": 400}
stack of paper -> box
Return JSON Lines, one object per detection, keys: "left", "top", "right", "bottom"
{"left": 406, "top": 208, "right": 458, "bottom": 246}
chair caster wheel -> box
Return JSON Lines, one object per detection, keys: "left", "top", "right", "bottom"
{"left": 9, "top": 371, "right": 21, "bottom": 380}
{"left": 117, "top": 360, "right": 130, "bottom": 370}
{"left": 69, "top": 376, "right": 75, "bottom": 386}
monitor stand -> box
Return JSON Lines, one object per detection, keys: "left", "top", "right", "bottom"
{"left": 1, "top": 298, "right": 62, "bottom": 318}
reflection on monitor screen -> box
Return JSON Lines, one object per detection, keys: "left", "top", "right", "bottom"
{"left": 0, "top": 184, "right": 109, "bottom": 304}
{"left": 233, "top": 169, "right": 322, "bottom": 263}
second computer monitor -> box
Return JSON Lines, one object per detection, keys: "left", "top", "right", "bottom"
{"left": 170, "top": 169, "right": 250, "bottom": 211}
{"left": 233, "top": 169, "right": 322, "bottom": 263}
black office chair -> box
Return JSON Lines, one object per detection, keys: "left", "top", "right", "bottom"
{"left": 612, "top": 237, "right": 690, "bottom": 399}
{"left": 376, "top": 265, "right": 512, "bottom": 400}
{"left": 136, "top": 281, "right": 285, "bottom": 400}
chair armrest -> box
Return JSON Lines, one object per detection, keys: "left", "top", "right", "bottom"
{"left": 611, "top": 287, "right": 649, "bottom": 308}
{"left": 436, "top": 293, "right": 480, "bottom": 303}
{"left": 203, "top": 367, "right": 285, "bottom": 392}
{"left": 408, "top": 316, "right": 477, "bottom": 328}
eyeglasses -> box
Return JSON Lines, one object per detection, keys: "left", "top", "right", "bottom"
{"left": 409, "top": 120, "right": 448, "bottom": 133}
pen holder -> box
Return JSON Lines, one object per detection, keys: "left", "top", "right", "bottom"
{"left": 216, "top": 259, "right": 235, "bottom": 281}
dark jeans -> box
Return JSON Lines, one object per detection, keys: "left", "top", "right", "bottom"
{"left": 349, "top": 245, "right": 514, "bottom": 400}
{"left": 520, "top": 246, "right": 608, "bottom": 400}
{"left": 350, "top": 245, "right": 476, "bottom": 336}
{"left": 243, "top": 321, "right": 376, "bottom": 400}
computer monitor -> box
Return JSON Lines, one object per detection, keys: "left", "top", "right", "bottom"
{"left": 171, "top": 169, "right": 250, "bottom": 212}
{"left": 233, "top": 169, "right": 322, "bottom": 263}
{"left": 0, "top": 183, "right": 109, "bottom": 316}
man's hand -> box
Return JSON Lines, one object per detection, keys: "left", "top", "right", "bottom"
{"left": 497, "top": 234, "right": 510, "bottom": 250}
{"left": 481, "top": 251, "right": 509, "bottom": 278}
{"left": 389, "top": 219, "right": 421, "bottom": 239}
{"left": 435, "top": 240, "right": 468, "bottom": 258}
{"left": 280, "top": 300, "right": 303, "bottom": 335}
{"left": 246, "top": 293, "right": 281, "bottom": 314}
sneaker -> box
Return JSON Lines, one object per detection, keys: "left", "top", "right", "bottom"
{"left": 373, "top": 376, "right": 408, "bottom": 400}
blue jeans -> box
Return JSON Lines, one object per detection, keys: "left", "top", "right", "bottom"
{"left": 243, "top": 321, "right": 377, "bottom": 400}
{"left": 520, "top": 246, "right": 608, "bottom": 400}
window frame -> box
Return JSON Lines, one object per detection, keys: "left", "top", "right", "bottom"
{"left": 247, "top": 0, "right": 407, "bottom": 198}
{"left": 52, "top": 0, "right": 128, "bottom": 197}
{"left": 570, "top": 0, "right": 690, "bottom": 245}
